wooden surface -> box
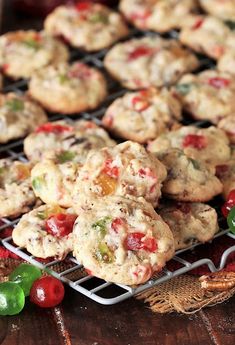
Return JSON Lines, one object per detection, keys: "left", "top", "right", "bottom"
{"left": 0, "top": 286, "right": 235, "bottom": 345}
{"left": 1, "top": 2, "right": 235, "bottom": 345}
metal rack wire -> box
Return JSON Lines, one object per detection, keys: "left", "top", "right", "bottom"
{"left": 0, "top": 28, "right": 235, "bottom": 305}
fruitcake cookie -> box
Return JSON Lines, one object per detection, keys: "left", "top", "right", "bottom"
{"left": 44, "top": 2, "right": 129, "bottom": 51}
{"left": 158, "top": 201, "right": 219, "bottom": 250}
{"left": 104, "top": 36, "right": 199, "bottom": 90}
{"left": 28, "top": 62, "right": 107, "bottom": 114}
{"left": 0, "top": 30, "right": 69, "bottom": 79}
{"left": 173, "top": 70, "right": 235, "bottom": 123}
{"left": 218, "top": 115, "right": 235, "bottom": 144}
{"left": 215, "top": 160, "right": 235, "bottom": 199}
{"left": 31, "top": 160, "right": 81, "bottom": 208}
{"left": 148, "top": 126, "right": 231, "bottom": 168}
{"left": 155, "top": 149, "right": 223, "bottom": 202}
{"left": 102, "top": 88, "right": 182, "bottom": 143}
{"left": 217, "top": 35, "right": 235, "bottom": 76}
{"left": 73, "top": 196, "right": 175, "bottom": 285}
{"left": 12, "top": 205, "right": 77, "bottom": 259}
{"left": 0, "top": 92, "right": 48, "bottom": 144}
{"left": 179, "top": 16, "right": 231, "bottom": 59}
{"left": 120, "top": 0, "right": 198, "bottom": 32}
{"left": 24, "top": 120, "right": 115, "bottom": 163}
{"left": 0, "top": 159, "right": 37, "bottom": 218}
{"left": 73, "top": 141, "right": 167, "bottom": 208}
{"left": 199, "top": 0, "right": 235, "bottom": 21}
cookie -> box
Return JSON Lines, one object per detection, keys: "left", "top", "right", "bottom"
{"left": 120, "top": 0, "right": 198, "bottom": 32}
{"left": 73, "top": 141, "right": 167, "bottom": 208}
{"left": 102, "top": 88, "right": 182, "bottom": 144}
{"left": 73, "top": 195, "right": 175, "bottom": 285}
{"left": 199, "top": 0, "right": 235, "bottom": 21}
{"left": 217, "top": 34, "right": 235, "bottom": 76}
{"left": 215, "top": 160, "right": 235, "bottom": 199}
{"left": 173, "top": 70, "right": 235, "bottom": 123}
{"left": 0, "top": 159, "right": 37, "bottom": 218}
{"left": 12, "top": 205, "right": 77, "bottom": 259}
{"left": 44, "top": 2, "right": 129, "bottom": 51}
{"left": 31, "top": 160, "right": 80, "bottom": 208}
{"left": 218, "top": 115, "right": 235, "bottom": 144}
{"left": 148, "top": 126, "right": 231, "bottom": 168}
{"left": 158, "top": 201, "right": 219, "bottom": 250}
{"left": 28, "top": 62, "right": 107, "bottom": 114}
{"left": 179, "top": 15, "right": 231, "bottom": 59}
{"left": 0, "top": 92, "right": 48, "bottom": 144}
{"left": 0, "top": 30, "right": 69, "bottom": 79}
{"left": 24, "top": 120, "right": 115, "bottom": 163}
{"left": 104, "top": 36, "right": 199, "bottom": 90}
{"left": 155, "top": 149, "right": 223, "bottom": 202}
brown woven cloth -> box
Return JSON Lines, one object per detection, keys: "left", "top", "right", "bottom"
{"left": 1, "top": 258, "right": 235, "bottom": 314}
{"left": 136, "top": 274, "right": 235, "bottom": 314}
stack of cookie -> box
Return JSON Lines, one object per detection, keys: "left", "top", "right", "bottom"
{"left": 0, "top": 0, "right": 234, "bottom": 286}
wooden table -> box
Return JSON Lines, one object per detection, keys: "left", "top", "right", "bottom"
{"left": 1, "top": 2, "right": 235, "bottom": 344}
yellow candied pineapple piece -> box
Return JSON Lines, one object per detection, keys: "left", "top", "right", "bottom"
{"left": 15, "top": 163, "right": 31, "bottom": 180}
{"left": 95, "top": 173, "right": 117, "bottom": 196}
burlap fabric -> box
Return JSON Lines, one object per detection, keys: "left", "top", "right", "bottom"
{"left": 1, "top": 258, "right": 235, "bottom": 314}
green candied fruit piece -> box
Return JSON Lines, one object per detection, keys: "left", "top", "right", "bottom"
{"left": 96, "top": 243, "right": 114, "bottom": 263}
{"left": 175, "top": 83, "right": 192, "bottom": 95}
{"left": 0, "top": 282, "right": 25, "bottom": 316}
{"left": 6, "top": 98, "right": 24, "bottom": 112}
{"left": 58, "top": 74, "right": 69, "bottom": 84}
{"left": 227, "top": 207, "right": 235, "bottom": 234}
{"left": 225, "top": 20, "right": 235, "bottom": 30}
{"left": 32, "top": 176, "right": 45, "bottom": 191}
{"left": 92, "top": 216, "right": 112, "bottom": 236}
{"left": 9, "top": 263, "right": 42, "bottom": 297}
{"left": 89, "top": 13, "right": 109, "bottom": 24}
{"left": 189, "top": 158, "right": 200, "bottom": 170}
{"left": 22, "top": 38, "right": 41, "bottom": 50}
{"left": 56, "top": 151, "right": 76, "bottom": 163}
{"left": 36, "top": 210, "right": 46, "bottom": 220}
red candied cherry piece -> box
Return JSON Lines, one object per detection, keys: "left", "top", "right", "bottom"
{"left": 102, "top": 114, "right": 113, "bottom": 127}
{"left": 36, "top": 123, "right": 74, "bottom": 134}
{"left": 131, "top": 96, "right": 150, "bottom": 112}
{"left": 111, "top": 217, "right": 126, "bottom": 233}
{"left": 46, "top": 214, "right": 77, "bottom": 237}
{"left": 191, "top": 18, "right": 204, "bottom": 30}
{"left": 2, "top": 64, "right": 9, "bottom": 72}
{"left": 221, "top": 189, "right": 235, "bottom": 217}
{"left": 102, "top": 159, "right": 119, "bottom": 178}
{"left": 182, "top": 134, "right": 207, "bottom": 150}
{"left": 30, "top": 276, "right": 65, "bottom": 308}
{"left": 124, "top": 232, "right": 157, "bottom": 252}
{"left": 75, "top": 1, "right": 92, "bottom": 11}
{"left": 69, "top": 63, "right": 92, "bottom": 79}
{"left": 130, "top": 10, "right": 151, "bottom": 21}
{"left": 85, "top": 268, "right": 93, "bottom": 276}
{"left": 215, "top": 164, "right": 229, "bottom": 178}
{"left": 207, "top": 77, "right": 230, "bottom": 88}
{"left": 138, "top": 168, "right": 157, "bottom": 180}
{"left": 128, "top": 46, "right": 155, "bottom": 60}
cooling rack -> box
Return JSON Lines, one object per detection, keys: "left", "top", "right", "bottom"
{"left": 1, "top": 28, "right": 235, "bottom": 305}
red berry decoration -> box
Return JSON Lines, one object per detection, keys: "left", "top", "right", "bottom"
{"left": 46, "top": 214, "right": 77, "bottom": 237}
{"left": 30, "top": 276, "right": 65, "bottom": 308}
{"left": 128, "top": 46, "right": 155, "bottom": 60}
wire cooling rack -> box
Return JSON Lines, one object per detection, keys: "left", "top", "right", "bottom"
{"left": 1, "top": 28, "right": 235, "bottom": 305}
